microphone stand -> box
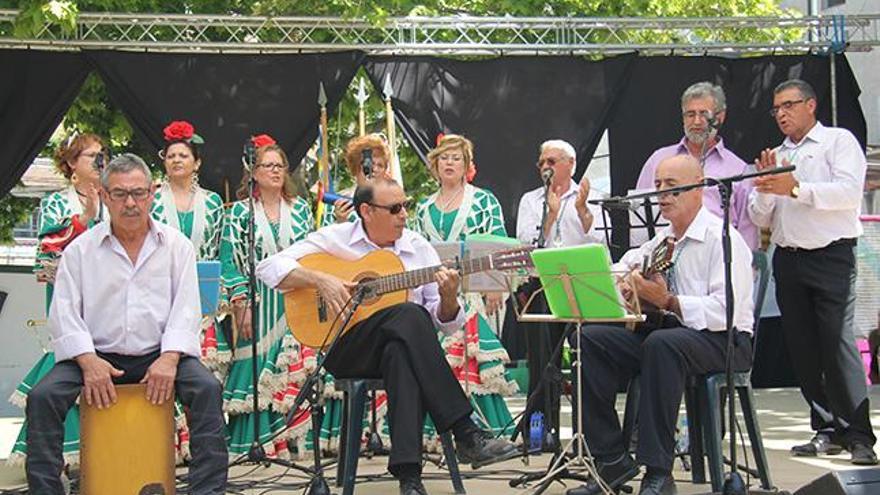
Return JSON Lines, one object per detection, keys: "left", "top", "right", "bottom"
{"left": 618, "top": 165, "right": 794, "bottom": 495}
{"left": 536, "top": 174, "right": 553, "bottom": 249}
{"left": 227, "top": 143, "right": 324, "bottom": 484}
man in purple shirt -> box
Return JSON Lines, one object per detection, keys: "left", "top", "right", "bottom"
{"left": 635, "top": 81, "right": 758, "bottom": 249}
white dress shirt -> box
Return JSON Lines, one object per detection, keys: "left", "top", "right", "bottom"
{"left": 516, "top": 179, "right": 607, "bottom": 247}
{"left": 49, "top": 220, "right": 202, "bottom": 362}
{"left": 256, "top": 220, "right": 466, "bottom": 335}
{"left": 615, "top": 207, "right": 754, "bottom": 333}
{"left": 748, "top": 122, "right": 866, "bottom": 249}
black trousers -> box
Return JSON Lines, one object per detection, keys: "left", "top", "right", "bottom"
{"left": 26, "top": 351, "right": 228, "bottom": 495}
{"left": 774, "top": 242, "right": 876, "bottom": 446}
{"left": 323, "top": 302, "right": 473, "bottom": 474}
{"left": 575, "top": 325, "right": 751, "bottom": 471}
{"left": 522, "top": 281, "right": 567, "bottom": 444}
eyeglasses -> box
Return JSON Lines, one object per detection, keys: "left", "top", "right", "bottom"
{"left": 536, "top": 157, "right": 567, "bottom": 168}
{"left": 770, "top": 99, "right": 806, "bottom": 117}
{"left": 369, "top": 201, "right": 411, "bottom": 215}
{"left": 107, "top": 188, "right": 151, "bottom": 202}
{"left": 682, "top": 110, "right": 715, "bottom": 120}
{"left": 257, "top": 163, "right": 287, "bottom": 171}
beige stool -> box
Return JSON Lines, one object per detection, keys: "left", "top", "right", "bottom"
{"left": 80, "top": 383, "right": 176, "bottom": 495}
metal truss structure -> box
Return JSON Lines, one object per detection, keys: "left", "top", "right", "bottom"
{"left": 0, "top": 10, "right": 878, "bottom": 54}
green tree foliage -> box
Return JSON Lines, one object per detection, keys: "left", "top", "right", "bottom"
{"left": 0, "top": 0, "right": 797, "bottom": 240}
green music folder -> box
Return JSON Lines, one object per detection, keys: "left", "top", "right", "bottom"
{"left": 530, "top": 244, "right": 626, "bottom": 319}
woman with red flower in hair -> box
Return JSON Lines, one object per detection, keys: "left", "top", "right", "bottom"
{"left": 220, "top": 134, "right": 318, "bottom": 458}
{"left": 148, "top": 121, "right": 229, "bottom": 462}
{"left": 413, "top": 134, "right": 518, "bottom": 446}
{"left": 7, "top": 133, "right": 109, "bottom": 468}
{"left": 151, "top": 121, "right": 229, "bottom": 377}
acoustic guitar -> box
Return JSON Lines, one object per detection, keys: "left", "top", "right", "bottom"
{"left": 284, "top": 247, "right": 533, "bottom": 350}
{"left": 637, "top": 236, "right": 681, "bottom": 330}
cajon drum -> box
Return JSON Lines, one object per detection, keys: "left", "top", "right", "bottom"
{"left": 80, "top": 383, "right": 176, "bottom": 495}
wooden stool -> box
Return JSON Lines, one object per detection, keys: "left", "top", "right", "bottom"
{"left": 80, "top": 383, "right": 176, "bottom": 495}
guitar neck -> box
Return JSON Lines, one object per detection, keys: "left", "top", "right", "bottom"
{"left": 365, "top": 255, "right": 493, "bottom": 295}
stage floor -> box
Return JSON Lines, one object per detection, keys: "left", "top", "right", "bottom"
{"left": 1, "top": 386, "right": 878, "bottom": 494}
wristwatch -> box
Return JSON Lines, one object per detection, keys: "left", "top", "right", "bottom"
{"left": 790, "top": 182, "right": 800, "bottom": 199}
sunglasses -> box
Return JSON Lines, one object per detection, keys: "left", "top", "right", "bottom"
{"left": 369, "top": 201, "right": 412, "bottom": 215}
{"left": 536, "top": 157, "right": 568, "bottom": 168}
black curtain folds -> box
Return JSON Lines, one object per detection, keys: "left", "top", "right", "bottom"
{"left": 607, "top": 54, "right": 867, "bottom": 255}
{"left": 364, "top": 54, "right": 636, "bottom": 236}
{"left": 0, "top": 50, "right": 91, "bottom": 196}
{"left": 0, "top": 49, "right": 866, "bottom": 232}
{"left": 86, "top": 50, "right": 365, "bottom": 196}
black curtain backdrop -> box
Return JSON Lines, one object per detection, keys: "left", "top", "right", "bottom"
{"left": 607, "top": 54, "right": 867, "bottom": 256}
{"left": 86, "top": 50, "right": 364, "bottom": 196}
{"left": 0, "top": 50, "right": 91, "bottom": 196}
{"left": 364, "top": 54, "right": 636, "bottom": 236}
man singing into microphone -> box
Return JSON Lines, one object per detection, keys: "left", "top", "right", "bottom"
{"left": 514, "top": 139, "right": 605, "bottom": 451}
{"left": 635, "top": 82, "right": 757, "bottom": 248}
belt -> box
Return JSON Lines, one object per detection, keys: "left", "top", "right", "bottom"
{"left": 777, "top": 237, "right": 857, "bottom": 253}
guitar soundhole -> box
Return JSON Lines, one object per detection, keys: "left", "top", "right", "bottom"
{"left": 354, "top": 272, "right": 382, "bottom": 305}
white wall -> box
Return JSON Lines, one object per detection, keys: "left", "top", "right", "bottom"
{"left": 0, "top": 269, "right": 48, "bottom": 418}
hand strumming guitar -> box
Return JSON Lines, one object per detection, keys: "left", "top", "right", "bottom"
{"left": 316, "top": 273, "right": 358, "bottom": 319}
{"left": 630, "top": 269, "right": 681, "bottom": 316}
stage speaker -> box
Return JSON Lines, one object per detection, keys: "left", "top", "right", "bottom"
{"left": 793, "top": 468, "right": 880, "bottom": 495}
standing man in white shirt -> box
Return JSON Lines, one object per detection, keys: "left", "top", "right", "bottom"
{"left": 25, "top": 154, "right": 228, "bottom": 494}
{"left": 749, "top": 79, "right": 877, "bottom": 465}
{"left": 515, "top": 139, "right": 603, "bottom": 451}
{"left": 256, "top": 178, "right": 517, "bottom": 495}
{"left": 567, "top": 155, "right": 753, "bottom": 495}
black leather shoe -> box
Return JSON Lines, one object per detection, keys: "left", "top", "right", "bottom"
{"left": 790, "top": 433, "right": 844, "bottom": 457}
{"left": 565, "top": 454, "right": 639, "bottom": 495}
{"left": 399, "top": 477, "right": 429, "bottom": 495}
{"left": 850, "top": 442, "right": 879, "bottom": 466}
{"left": 638, "top": 472, "right": 676, "bottom": 495}
{"left": 456, "top": 430, "right": 519, "bottom": 468}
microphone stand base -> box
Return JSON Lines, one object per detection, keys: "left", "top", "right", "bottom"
{"left": 305, "top": 474, "right": 333, "bottom": 495}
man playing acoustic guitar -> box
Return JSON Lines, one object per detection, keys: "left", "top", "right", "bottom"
{"left": 256, "top": 177, "right": 517, "bottom": 495}
{"left": 566, "top": 155, "right": 754, "bottom": 495}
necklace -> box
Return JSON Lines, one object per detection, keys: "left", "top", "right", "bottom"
{"left": 437, "top": 186, "right": 463, "bottom": 239}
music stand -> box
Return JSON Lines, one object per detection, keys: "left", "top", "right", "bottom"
{"left": 510, "top": 244, "right": 644, "bottom": 495}
{"left": 433, "top": 235, "right": 525, "bottom": 427}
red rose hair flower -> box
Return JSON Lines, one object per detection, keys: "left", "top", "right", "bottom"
{"left": 163, "top": 120, "right": 204, "bottom": 144}
{"left": 251, "top": 134, "right": 277, "bottom": 148}
{"left": 163, "top": 121, "right": 194, "bottom": 142}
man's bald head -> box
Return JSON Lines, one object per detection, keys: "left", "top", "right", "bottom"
{"left": 656, "top": 155, "right": 703, "bottom": 184}
{"left": 654, "top": 155, "right": 704, "bottom": 233}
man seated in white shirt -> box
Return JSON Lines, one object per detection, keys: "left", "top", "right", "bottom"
{"left": 256, "top": 177, "right": 517, "bottom": 495}
{"left": 26, "top": 154, "right": 227, "bottom": 495}
{"left": 566, "top": 155, "right": 754, "bottom": 495}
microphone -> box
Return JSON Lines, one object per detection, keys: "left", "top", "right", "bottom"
{"left": 361, "top": 149, "right": 373, "bottom": 179}
{"left": 701, "top": 110, "right": 720, "bottom": 131}
{"left": 541, "top": 167, "right": 554, "bottom": 186}
{"left": 93, "top": 152, "right": 105, "bottom": 171}
{"left": 588, "top": 197, "right": 634, "bottom": 210}
{"left": 321, "top": 191, "right": 352, "bottom": 206}
{"left": 242, "top": 142, "right": 256, "bottom": 172}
